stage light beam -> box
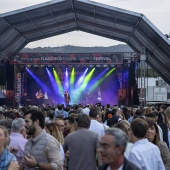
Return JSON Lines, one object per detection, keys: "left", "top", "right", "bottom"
{"left": 53, "top": 69, "right": 64, "bottom": 95}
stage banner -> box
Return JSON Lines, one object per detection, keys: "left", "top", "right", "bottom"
{"left": 15, "top": 72, "right": 21, "bottom": 103}
{"left": 9, "top": 53, "right": 123, "bottom": 65}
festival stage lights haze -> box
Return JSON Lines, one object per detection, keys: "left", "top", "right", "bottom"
{"left": 53, "top": 69, "right": 64, "bottom": 95}
{"left": 64, "top": 68, "right": 69, "bottom": 91}
{"left": 70, "top": 68, "right": 75, "bottom": 89}
{"left": 26, "top": 68, "right": 50, "bottom": 94}
{"left": 88, "top": 68, "right": 116, "bottom": 93}
{"left": 75, "top": 68, "right": 95, "bottom": 101}
{"left": 75, "top": 68, "right": 88, "bottom": 88}
{"left": 86, "top": 68, "right": 109, "bottom": 92}
{"left": 70, "top": 68, "right": 76, "bottom": 103}
{"left": 46, "top": 68, "right": 58, "bottom": 96}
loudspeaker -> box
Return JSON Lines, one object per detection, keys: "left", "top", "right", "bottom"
{"left": 118, "top": 89, "right": 126, "bottom": 106}
{"left": 0, "top": 66, "right": 6, "bottom": 85}
{"left": 6, "top": 90, "right": 15, "bottom": 107}
{"left": 6, "top": 65, "right": 14, "bottom": 90}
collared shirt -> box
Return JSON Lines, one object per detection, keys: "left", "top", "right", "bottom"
{"left": 89, "top": 119, "right": 105, "bottom": 137}
{"left": 128, "top": 139, "right": 165, "bottom": 170}
{"left": 0, "top": 148, "right": 16, "bottom": 170}
{"left": 106, "top": 165, "right": 123, "bottom": 170}
{"left": 9, "top": 132, "right": 27, "bottom": 164}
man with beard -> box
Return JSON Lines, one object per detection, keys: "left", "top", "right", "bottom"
{"left": 19, "top": 110, "right": 63, "bottom": 170}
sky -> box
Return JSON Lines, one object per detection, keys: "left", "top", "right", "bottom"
{"left": 0, "top": 0, "right": 170, "bottom": 48}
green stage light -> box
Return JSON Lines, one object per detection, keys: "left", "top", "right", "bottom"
{"left": 75, "top": 68, "right": 95, "bottom": 101}
{"left": 88, "top": 68, "right": 115, "bottom": 93}
{"left": 53, "top": 69, "right": 64, "bottom": 95}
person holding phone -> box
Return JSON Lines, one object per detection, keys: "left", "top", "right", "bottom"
{"left": 19, "top": 110, "right": 63, "bottom": 170}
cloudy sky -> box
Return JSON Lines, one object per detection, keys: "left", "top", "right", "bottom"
{"left": 1, "top": 0, "right": 170, "bottom": 48}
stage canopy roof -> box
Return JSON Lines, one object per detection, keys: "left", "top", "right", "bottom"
{"left": 0, "top": 0, "right": 170, "bottom": 84}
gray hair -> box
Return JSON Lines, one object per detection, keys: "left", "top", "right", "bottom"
{"left": 11, "top": 118, "right": 25, "bottom": 132}
{"left": 105, "top": 128, "right": 128, "bottom": 153}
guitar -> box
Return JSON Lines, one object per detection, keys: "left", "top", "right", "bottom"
{"left": 36, "top": 93, "right": 43, "bottom": 99}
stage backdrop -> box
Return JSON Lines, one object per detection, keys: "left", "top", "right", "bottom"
{"left": 25, "top": 67, "right": 120, "bottom": 106}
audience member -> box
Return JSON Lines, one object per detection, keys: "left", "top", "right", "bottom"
{"left": 0, "top": 125, "right": 19, "bottom": 169}
{"left": 63, "top": 113, "right": 102, "bottom": 170}
{"left": 98, "top": 128, "right": 140, "bottom": 170}
{"left": 146, "top": 119, "right": 170, "bottom": 169}
{"left": 9, "top": 118, "right": 27, "bottom": 164}
{"left": 19, "top": 110, "right": 63, "bottom": 170}
{"left": 63, "top": 117, "right": 75, "bottom": 138}
{"left": 128, "top": 118, "right": 165, "bottom": 170}
{"left": 89, "top": 109, "right": 105, "bottom": 137}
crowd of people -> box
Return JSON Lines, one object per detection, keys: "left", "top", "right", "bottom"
{"left": 0, "top": 103, "right": 170, "bottom": 170}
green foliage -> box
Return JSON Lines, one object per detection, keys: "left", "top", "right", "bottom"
{"left": 147, "top": 69, "right": 159, "bottom": 77}
{"left": 137, "top": 68, "right": 158, "bottom": 78}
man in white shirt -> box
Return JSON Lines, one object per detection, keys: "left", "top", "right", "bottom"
{"left": 82, "top": 105, "right": 90, "bottom": 115}
{"left": 89, "top": 108, "right": 105, "bottom": 137}
{"left": 128, "top": 118, "right": 165, "bottom": 170}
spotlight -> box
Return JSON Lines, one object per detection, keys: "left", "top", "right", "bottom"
{"left": 53, "top": 68, "right": 54, "bottom": 69}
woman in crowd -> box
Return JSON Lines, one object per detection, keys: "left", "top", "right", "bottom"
{"left": 114, "top": 121, "right": 133, "bottom": 158}
{"left": 107, "top": 108, "right": 122, "bottom": 127}
{"left": 146, "top": 119, "right": 170, "bottom": 170}
{"left": 0, "top": 125, "right": 19, "bottom": 170}
{"left": 45, "top": 122, "right": 65, "bottom": 160}
{"left": 166, "top": 107, "right": 170, "bottom": 148}
{"left": 103, "top": 110, "right": 113, "bottom": 125}
{"left": 144, "top": 106, "right": 152, "bottom": 115}
{"left": 157, "top": 112, "right": 169, "bottom": 147}
{"left": 122, "top": 106, "right": 130, "bottom": 120}
{"left": 166, "top": 106, "right": 170, "bottom": 127}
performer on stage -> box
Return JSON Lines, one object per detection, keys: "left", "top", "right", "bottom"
{"left": 36, "top": 89, "right": 43, "bottom": 99}
{"left": 64, "top": 90, "right": 71, "bottom": 106}
{"left": 35, "top": 89, "right": 43, "bottom": 106}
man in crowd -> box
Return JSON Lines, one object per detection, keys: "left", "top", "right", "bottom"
{"left": 19, "top": 110, "right": 63, "bottom": 170}
{"left": 63, "top": 117, "right": 75, "bottom": 137}
{"left": 99, "top": 128, "right": 140, "bottom": 170}
{"left": 63, "top": 113, "right": 102, "bottom": 170}
{"left": 89, "top": 108, "right": 105, "bottom": 137}
{"left": 128, "top": 118, "right": 165, "bottom": 170}
{"left": 54, "top": 104, "right": 68, "bottom": 119}
{"left": 9, "top": 118, "right": 27, "bottom": 164}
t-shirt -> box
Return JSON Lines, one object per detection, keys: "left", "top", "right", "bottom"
{"left": 63, "top": 128, "right": 100, "bottom": 170}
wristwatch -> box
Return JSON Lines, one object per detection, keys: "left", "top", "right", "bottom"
{"left": 35, "top": 162, "right": 39, "bottom": 169}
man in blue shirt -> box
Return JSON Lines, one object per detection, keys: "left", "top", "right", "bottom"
{"left": 54, "top": 104, "right": 68, "bottom": 119}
